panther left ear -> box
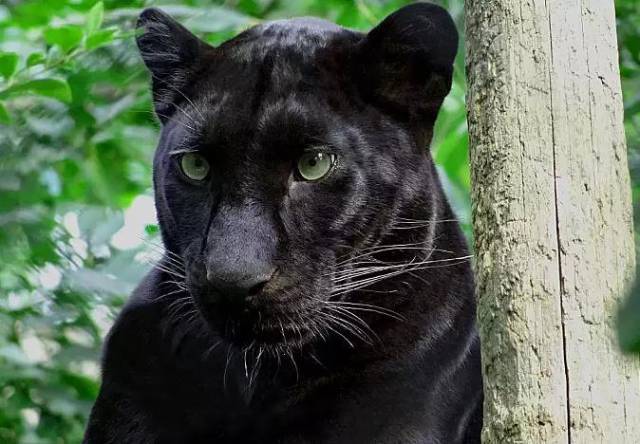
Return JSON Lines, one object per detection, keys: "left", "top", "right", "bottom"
{"left": 357, "top": 2, "right": 458, "bottom": 127}
{"left": 136, "top": 8, "right": 212, "bottom": 123}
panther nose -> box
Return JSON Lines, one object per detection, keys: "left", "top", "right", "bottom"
{"left": 206, "top": 267, "right": 275, "bottom": 299}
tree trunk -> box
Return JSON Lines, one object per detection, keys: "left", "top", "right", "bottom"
{"left": 465, "top": 0, "right": 640, "bottom": 442}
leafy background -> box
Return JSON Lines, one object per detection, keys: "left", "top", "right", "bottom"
{"left": 0, "top": 0, "right": 637, "bottom": 442}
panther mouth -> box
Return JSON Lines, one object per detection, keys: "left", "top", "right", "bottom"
{"left": 225, "top": 315, "right": 319, "bottom": 349}
{"left": 193, "top": 292, "right": 322, "bottom": 349}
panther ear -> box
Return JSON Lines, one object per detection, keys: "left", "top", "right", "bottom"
{"left": 136, "top": 8, "right": 211, "bottom": 123}
{"left": 357, "top": 3, "right": 458, "bottom": 127}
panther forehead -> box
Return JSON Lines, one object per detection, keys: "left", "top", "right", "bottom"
{"left": 221, "top": 17, "right": 358, "bottom": 63}
{"left": 258, "top": 17, "right": 345, "bottom": 33}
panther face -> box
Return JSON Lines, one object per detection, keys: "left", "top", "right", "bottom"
{"left": 136, "top": 4, "right": 458, "bottom": 349}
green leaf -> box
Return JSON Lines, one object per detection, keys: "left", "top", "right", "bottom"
{"left": 58, "top": 370, "right": 100, "bottom": 400}
{"left": 85, "top": 2, "right": 104, "bottom": 36}
{"left": 84, "top": 28, "right": 116, "bottom": 50}
{"left": 0, "top": 101, "right": 9, "bottom": 124}
{"left": 0, "top": 52, "right": 19, "bottom": 80}
{"left": 619, "top": 278, "right": 640, "bottom": 353}
{"left": 26, "top": 52, "right": 46, "bottom": 68}
{"left": 144, "top": 224, "right": 159, "bottom": 236}
{"left": 44, "top": 25, "right": 84, "bottom": 53}
{"left": 3, "top": 78, "right": 72, "bottom": 103}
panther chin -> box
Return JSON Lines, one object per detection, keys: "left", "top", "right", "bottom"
{"left": 192, "top": 290, "right": 322, "bottom": 350}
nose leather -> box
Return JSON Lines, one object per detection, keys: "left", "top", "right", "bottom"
{"left": 206, "top": 267, "right": 274, "bottom": 298}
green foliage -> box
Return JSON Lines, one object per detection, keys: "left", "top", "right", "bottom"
{"left": 619, "top": 278, "right": 640, "bottom": 353}
{"left": 1, "top": 1, "right": 166, "bottom": 442}
{"left": 617, "top": 0, "right": 640, "bottom": 354}
{"left": 0, "top": 0, "right": 637, "bottom": 442}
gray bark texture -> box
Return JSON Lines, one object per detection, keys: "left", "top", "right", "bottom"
{"left": 465, "top": 0, "right": 640, "bottom": 442}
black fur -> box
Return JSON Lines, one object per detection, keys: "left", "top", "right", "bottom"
{"left": 84, "top": 3, "right": 482, "bottom": 443}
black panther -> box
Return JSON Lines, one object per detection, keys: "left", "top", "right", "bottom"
{"left": 84, "top": 3, "right": 482, "bottom": 443}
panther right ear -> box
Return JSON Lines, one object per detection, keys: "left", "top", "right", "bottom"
{"left": 136, "top": 8, "right": 211, "bottom": 123}
{"left": 356, "top": 3, "right": 458, "bottom": 130}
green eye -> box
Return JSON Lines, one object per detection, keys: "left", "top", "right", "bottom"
{"left": 297, "top": 152, "right": 336, "bottom": 181}
{"left": 180, "top": 153, "right": 210, "bottom": 181}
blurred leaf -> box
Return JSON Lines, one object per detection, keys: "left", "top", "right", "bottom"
{"left": 26, "top": 52, "right": 46, "bottom": 68}
{"left": 44, "top": 25, "right": 84, "bottom": 53}
{"left": 58, "top": 370, "right": 100, "bottom": 400}
{"left": 65, "top": 268, "right": 133, "bottom": 296}
{"left": 0, "top": 52, "right": 19, "bottom": 80}
{"left": 85, "top": 2, "right": 104, "bottom": 36}
{"left": 78, "top": 207, "right": 124, "bottom": 246}
{"left": 48, "top": 397, "right": 82, "bottom": 416}
{"left": 626, "top": 97, "right": 640, "bottom": 117}
{"left": 110, "top": 5, "right": 255, "bottom": 34}
{"left": 101, "top": 249, "right": 151, "bottom": 287}
{"left": 85, "top": 28, "right": 117, "bottom": 50}
{"left": 0, "top": 102, "right": 9, "bottom": 124}
{"left": 0, "top": 345, "right": 31, "bottom": 366}
{"left": 144, "top": 224, "right": 159, "bottom": 236}
{"left": 619, "top": 279, "right": 640, "bottom": 352}
{"left": 3, "top": 78, "right": 72, "bottom": 103}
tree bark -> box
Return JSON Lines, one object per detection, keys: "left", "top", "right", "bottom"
{"left": 465, "top": 0, "right": 640, "bottom": 442}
